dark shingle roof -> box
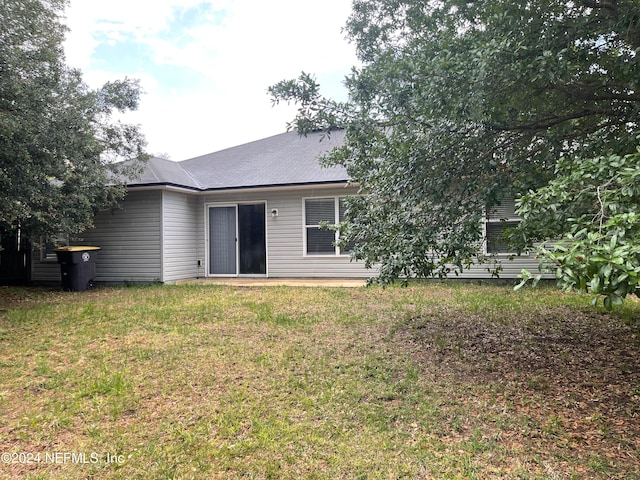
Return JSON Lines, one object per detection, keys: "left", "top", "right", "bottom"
{"left": 129, "top": 130, "right": 348, "bottom": 191}
{"left": 130, "top": 156, "right": 201, "bottom": 188}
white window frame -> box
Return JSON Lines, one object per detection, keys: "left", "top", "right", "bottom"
{"left": 302, "top": 196, "right": 351, "bottom": 257}
{"left": 204, "top": 201, "right": 269, "bottom": 277}
{"left": 483, "top": 199, "right": 523, "bottom": 256}
{"left": 484, "top": 219, "right": 521, "bottom": 255}
{"left": 40, "top": 234, "right": 69, "bottom": 262}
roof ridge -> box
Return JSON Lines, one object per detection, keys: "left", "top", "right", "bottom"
{"left": 131, "top": 131, "right": 348, "bottom": 190}
{"left": 176, "top": 162, "right": 203, "bottom": 189}
{"left": 146, "top": 157, "right": 162, "bottom": 182}
{"left": 180, "top": 131, "right": 294, "bottom": 163}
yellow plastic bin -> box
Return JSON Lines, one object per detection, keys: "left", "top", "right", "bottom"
{"left": 54, "top": 246, "right": 101, "bottom": 291}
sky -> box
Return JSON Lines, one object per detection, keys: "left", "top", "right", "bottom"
{"left": 62, "top": 0, "right": 358, "bottom": 161}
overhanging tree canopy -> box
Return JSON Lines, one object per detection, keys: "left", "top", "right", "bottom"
{"left": 0, "top": 0, "right": 147, "bottom": 240}
{"left": 269, "top": 0, "right": 640, "bottom": 287}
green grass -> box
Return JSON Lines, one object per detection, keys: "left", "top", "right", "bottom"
{"left": 0, "top": 283, "right": 638, "bottom": 479}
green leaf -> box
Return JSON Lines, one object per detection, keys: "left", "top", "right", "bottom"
{"left": 610, "top": 235, "right": 618, "bottom": 251}
{"left": 0, "top": 0, "right": 147, "bottom": 238}
{"left": 269, "top": 0, "right": 640, "bottom": 305}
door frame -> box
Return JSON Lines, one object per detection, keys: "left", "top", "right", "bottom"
{"left": 204, "top": 201, "right": 268, "bottom": 277}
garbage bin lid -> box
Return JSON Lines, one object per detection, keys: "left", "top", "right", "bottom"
{"left": 54, "top": 246, "right": 101, "bottom": 252}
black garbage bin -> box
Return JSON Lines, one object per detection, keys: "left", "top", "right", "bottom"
{"left": 55, "top": 246, "right": 100, "bottom": 292}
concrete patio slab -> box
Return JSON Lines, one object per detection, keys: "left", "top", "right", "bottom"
{"left": 173, "top": 278, "right": 368, "bottom": 288}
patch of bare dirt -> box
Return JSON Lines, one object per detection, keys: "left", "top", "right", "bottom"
{"left": 0, "top": 286, "right": 64, "bottom": 312}
{"left": 393, "top": 306, "right": 640, "bottom": 478}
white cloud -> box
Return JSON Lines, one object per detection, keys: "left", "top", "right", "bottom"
{"left": 63, "top": 0, "right": 357, "bottom": 159}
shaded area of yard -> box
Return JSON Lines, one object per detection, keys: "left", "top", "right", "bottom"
{"left": 0, "top": 283, "right": 638, "bottom": 479}
{"left": 393, "top": 301, "right": 640, "bottom": 478}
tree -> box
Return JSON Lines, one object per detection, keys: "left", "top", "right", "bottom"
{"left": 0, "top": 0, "right": 147, "bottom": 241}
{"left": 515, "top": 148, "right": 640, "bottom": 308}
{"left": 269, "top": 0, "right": 640, "bottom": 289}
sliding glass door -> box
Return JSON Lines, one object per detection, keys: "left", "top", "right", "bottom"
{"left": 208, "top": 206, "right": 237, "bottom": 275}
{"left": 208, "top": 204, "right": 266, "bottom": 276}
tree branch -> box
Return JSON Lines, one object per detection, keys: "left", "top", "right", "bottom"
{"left": 579, "top": 0, "right": 618, "bottom": 12}
{"left": 489, "top": 110, "right": 605, "bottom": 133}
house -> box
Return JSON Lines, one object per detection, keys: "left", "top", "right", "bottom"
{"left": 27, "top": 130, "right": 539, "bottom": 285}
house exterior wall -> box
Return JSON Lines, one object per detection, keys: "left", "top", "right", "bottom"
{"left": 194, "top": 187, "right": 544, "bottom": 281}
{"left": 198, "top": 185, "right": 376, "bottom": 279}
{"left": 162, "top": 190, "right": 201, "bottom": 282}
{"left": 460, "top": 198, "right": 545, "bottom": 279}
{"left": 460, "top": 256, "right": 541, "bottom": 279}
{"left": 31, "top": 190, "right": 163, "bottom": 284}
{"left": 80, "top": 189, "right": 163, "bottom": 283}
{"left": 31, "top": 187, "right": 547, "bottom": 285}
{"left": 30, "top": 245, "right": 63, "bottom": 284}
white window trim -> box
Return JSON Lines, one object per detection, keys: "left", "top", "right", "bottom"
{"left": 40, "top": 234, "right": 69, "bottom": 262}
{"left": 204, "top": 201, "right": 269, "bottom": 277}
{"left": 302, "top": 196, "right": 350, "bottom": 257}
{"left": 483, "top": 216, "right": 523, "bottom": 256}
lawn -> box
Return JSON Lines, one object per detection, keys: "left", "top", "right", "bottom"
{"left": 0, "top": 283, "right": 638, "bottom": 479}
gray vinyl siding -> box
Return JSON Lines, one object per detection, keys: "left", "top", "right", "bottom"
{"left": 32, "top": 190, "right": 162, "bottom": 284}
{"left": 459, "top": 197, "right": 548, "bottom": 279}
{"left": 30, "top": 249, "right": 63, "bottom": 284}
{"left": 198, "top": 186, "right": 376, "bottom": 279}
{"left": 196, "top": 187, "right": 547, "bottom": 280}
{"left": 162, "top": 191, "right": 201, "bottom": 282}
{"left": 31, "top": 187, "right": 546, "bottom": 285}
{"left": 32, "top": 190, "right": 163, "bottom": 284}
{"left": 458, "top": 256, "right": 544, "bottom": 279}
{"left": 79, "top": 190, "right": 162, "bottom": 283}
{"left": 487, "top": 198, "right": 518, "bottom": 220}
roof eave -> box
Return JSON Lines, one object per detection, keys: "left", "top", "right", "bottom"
{"left": 201, "top": 179, "right": 353, "bottom": 192}
{"left": 126, "top": 182, "right": 202, "bottom": 193}
{"left": 126, "top": 180, "right": 356, "bottom": 194}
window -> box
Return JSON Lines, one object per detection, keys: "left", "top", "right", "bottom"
{"left": 486, "top": 220, "right": 520, "bottom": 254}
{"left": 41, "top": 234, "right": 69, "bottom": 262}
{"left": 484, "top": 199, "right": 520, "bottom": 255}
{"left": 304, "top": 197, "right": 351, "bottom": 256}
